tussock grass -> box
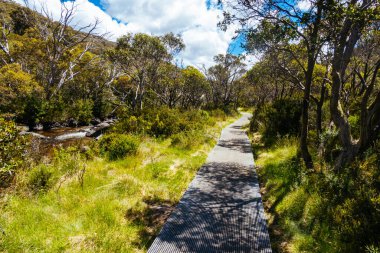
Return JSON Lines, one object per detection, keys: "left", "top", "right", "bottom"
{"left": 0, "top": 116, "right": 237, "bottom": 252}
{"left": 255, "top": 137, "right": 329, "bottom": 253}
{"left": 255, "top": 136, "right": 380, "bottom": 253}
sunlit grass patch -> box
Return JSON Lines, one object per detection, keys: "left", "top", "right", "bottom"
{"left": 254, "top": 137, "right": 318, "bottom": 252}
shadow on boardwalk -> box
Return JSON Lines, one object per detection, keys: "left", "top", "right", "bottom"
{"left": 217, "top": 139, "right": 253, "bottom": 154}
{"left": 148, "top": 163, "right": 271, "bottom": 252}
{"left": 148, "top": 114, "right": 271, "bottom": 253}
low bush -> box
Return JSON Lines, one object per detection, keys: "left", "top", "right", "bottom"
{"left": 116, "top": 107, "right": 224, "bottom": 138}
{"left": 27, "top": 164, "right": 54, "bottom": 192}
{"left": 149, "top": 111, "right": 181, "bottom": 137}
{"left": 0, "top": 118, "right": 28, "bottom": 188}
{"left": 99, "top": 134, "right": 140, "bottom": 160}
{"left": 208, "top": 108, "right": 226, "bottom": 120}
{"left": 256, "top": 137, "right": 380, "bottom": 253}
{"left": 53, "top": 147, "right": 84, "bottom": 176}
{"left": 171, "top": 130, "right": 213, "bottom": 149}
{"left": 69, "top": 99, "right": 94, "bottom": 126}
{"left": 250, "top": 99, "right": 302, "bottom": 145}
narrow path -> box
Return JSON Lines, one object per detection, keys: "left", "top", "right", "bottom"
{"left": 148, "top": 113, "right": 271, "bottom": 253}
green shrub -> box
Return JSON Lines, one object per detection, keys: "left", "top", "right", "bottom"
{"left": 68, "top": 99, "right": 94, "bottom": 125}
{"left": 52, "top": 147, "right": 83, "bottom": 175}
{"left": 208, "top": 109, "right": 227, "bottom": 120}
{"left": 250, "top": 99, "right": 302, "bottom": 145}
{"left": 27, "top": 164, "right": 54, "bottom": 192}
{"left": 116, "top": 115, "right": 151, "bottom": 134}
{"left": 116, "top": 107, "right": 217, "bottom": 138}
{"left": 0, "top": 118, "right": 28, "bottom": 188}
{"left": 150, "top": 112, "right": 179, "bottom": 137}
{"left": 366, "top": 245, "right": 380, "bottom": 253}
{"left": 99, "top": 134, "right": 139, "bottom": 160}
{"left": 171, "top": 130, "right": 212, "bottom": 149}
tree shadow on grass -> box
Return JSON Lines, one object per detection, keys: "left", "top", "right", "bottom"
{"left": 257, "top": 157, "right": 303, "bottom": 253}
{"left": 125, "top": 196, "right": 176, "bottom": 250}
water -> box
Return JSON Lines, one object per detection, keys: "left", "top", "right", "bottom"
{"left": 29, "top": 127, "right": 94, "bottom": 157}
{"left": 34, "top": 126, "right": 90, "bottom": 139}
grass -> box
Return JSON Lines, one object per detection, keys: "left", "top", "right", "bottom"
{"left": 255, "top": 135, "right": 380, "bottom": 253}
{"left": 254, "top": 137, "right": 324, "bottom": 253}
{"left": 0, "top": 116, "right": 237, "bottom": 252}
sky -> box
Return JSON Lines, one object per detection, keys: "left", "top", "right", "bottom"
{"left": 14, "top": 0, "right": 250, "bottom": 68}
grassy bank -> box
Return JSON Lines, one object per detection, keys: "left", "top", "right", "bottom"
{"left": 255, "top": 138, "right": 318, "bottom": 252}
{"left": 0, "top": 113, "right": 238, "bottom": 252}
{"left": 255, "top": 137, "right": 380, "bottom": 253}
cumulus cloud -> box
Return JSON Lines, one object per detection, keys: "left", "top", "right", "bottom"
{"left": 297, "top": 0, "right": 312, "bottom": 11}
{"left": 14, "top": 0, "right": 240, "bottom": 67}
{"left": 14, "top": 0, "right": 130, "bottom": 40}
{"left": 101, "top": 0, "right": 239, "bottom": 67}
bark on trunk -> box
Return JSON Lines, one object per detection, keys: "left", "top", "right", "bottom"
{"left": 316, "top": 76, "right": 327, "bottom": 138}
{"left": 300, "top": 63, "right": 314, "bottom": 169}
{"left": 358, "top": 61, "right": 380, "bottom": 151}
{"left": 329, "top": 12, "right": 368, "bottom": 169}
{"left": 330, "top": 67, "right": 357, "bottom": 169}
{"left": 298, "top": 0, "right": 324, "bottom": 169}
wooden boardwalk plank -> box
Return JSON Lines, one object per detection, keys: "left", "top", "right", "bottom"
{"left": 148, "top": 113, "right": 272, "bottom": 253}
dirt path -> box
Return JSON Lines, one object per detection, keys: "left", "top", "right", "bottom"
{"left": 148, "top": 113, "right": 272, "bottom": 253}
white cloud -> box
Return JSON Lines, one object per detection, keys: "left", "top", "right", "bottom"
{"left": 14, "top": 0, "right": 239, "bottom": 68}
{"left": 13, "top": 0, "right": 130, "bottom": 40}
{"left": 297, "top": 0, "right": 312, "bottom": 11}
{"left": 102, "top": 0, "right": 238, "bottom": 68}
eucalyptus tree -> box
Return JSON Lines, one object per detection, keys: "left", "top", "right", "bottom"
{"left": 22, "top": 2, "right": 99, "bottom": 97}
{"left": 160, "top": 32, "right": 185, "bottom": 58}
{"left": 329, "top": 18, "right": 380, "bottom": 168}
{"left": 219, "top": 0, "right": 331, "bottom": 168}
{"left": 149, "top": 62, "right": 184, "bottom": 108}
{"left": 107, "top": 33, "right": 170, "bottom": 111}
{"left": 0, "top": 1, "right": 100, "bottom": 129}
{"left": 311, "top": 59, "right": 330, "bottom": 138}
{"left": 149, "top": 33, "right": 186, "bottom": 108}
{"left": 220, "top": 0, "right": 379, "bottom": 168}
{"left": 246, "top": 52, "right": 300, "bottom": 105}
{"left": 0, "top": 16, "right": 13, "bottom": 64}
{"left": 354, "top": 26, "right": 380, "bottom": 151}
{"left": 206, "top": 54, "right": 246, "bottom": 108}
{"left": 0, "top": 63, "right": 43, "bottom": 127}
{"left": 181, "top": 66, "right": 210, "bottom": 109}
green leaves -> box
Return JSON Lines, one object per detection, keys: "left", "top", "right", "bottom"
{"left": 0, "top": 118, "right": 27, "bottom": 179}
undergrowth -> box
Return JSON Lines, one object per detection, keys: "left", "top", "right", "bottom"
{"left": 255, "top": 137, "right": 380, "bottom": 253}
{"left": 0, "top": 111, "right": 237, "bottom": 252}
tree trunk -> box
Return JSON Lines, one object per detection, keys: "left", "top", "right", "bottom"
{"left": 330, "top": 66, "right": 357, "bottom": 169}
{"left": 329, "top": 17, "right": 365, "bottom": 169}
{"left": 358, "top": 61, "right": 380, "bottom": 152}
{"left": 316, "top": 76, "right": 327, "bottom": 138}
{"left": 299, "top": 0, "right": 324, "bottom": 169}
{"left": 300, "top": 62, "right": 314, "bottom": 169}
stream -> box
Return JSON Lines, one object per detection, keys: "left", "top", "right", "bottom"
{"left": 19, "top": 119, "right": 116, "bottom": 156}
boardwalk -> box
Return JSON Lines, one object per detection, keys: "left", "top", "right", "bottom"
{"left": 148, "top": 113, "right": 272, "bottom": 253}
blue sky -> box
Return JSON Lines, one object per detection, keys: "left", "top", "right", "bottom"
{"left": 229, "top": 34, "right": 246, "bottom": 55}
{"left": 88, "top": 0, "right": 104, "bottom": 10}
{"left": 25, "top": 0, "right": 248, "bottom": 67}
